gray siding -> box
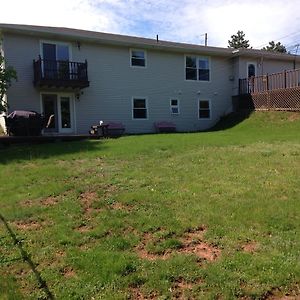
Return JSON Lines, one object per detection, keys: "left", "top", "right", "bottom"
{"left": 237, "top": 56, "right": 300, "bottom": 78}
{"left": 3, "top": 33, "right": 234, "bottom": 134}
{"left": 74, "top": 43, "right": 234, "bottom": 133}
{"left": 4, "top": 33, "right": 40, "bottom": 112}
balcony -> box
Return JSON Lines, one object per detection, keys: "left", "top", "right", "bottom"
{"left": 33, "top": 57, "right": 89, "bottom": 89}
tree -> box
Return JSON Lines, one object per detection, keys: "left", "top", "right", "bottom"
{"left": 228, "top": 30, "right": 251, "bottom": 49}
{"left": 262, "top": 41, "right": 287, "bottom": 53}
{"left": 0, "top": 48, "right": 17, "bottom": 113}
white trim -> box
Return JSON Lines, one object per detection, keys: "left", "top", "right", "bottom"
{"left": 247, "top": 61, "right": 257, "bottom": 77}
{"left": 198, "top": 99, "right": 212, "bottom": 120}
{"left": 132, "top": 96, "right": 148, "bottom": 120}
{"left": 130, "top": 48, "right": 147, "bottom": 68}
{"left": 170, "top": 98, "right": 180, "bottom": 115}
{"left": 184, "top": 54, "right": 211, "bottom": 83}
{"left": 40, "top": 92, "right": 76, "bottom": 134}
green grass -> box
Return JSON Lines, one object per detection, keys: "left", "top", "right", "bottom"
{"left": 0, "top": 111, "right": 299, "bottom": 299}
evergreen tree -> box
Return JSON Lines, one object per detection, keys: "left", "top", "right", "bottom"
{"left": 228, "top": 30, "right": 250, "bottom": 49}
{"left": 262, "top": 41, "right": 287, "bottom": 53}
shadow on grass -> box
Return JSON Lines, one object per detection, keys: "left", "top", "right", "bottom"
{"left": 0, "top": 213, "right": 54, "bottom": 299}
{"left": 209, "top": 110, "right": 253, "bottom": 131}
{"left": 0, "top": 140, "right": 106, "bottom": 164}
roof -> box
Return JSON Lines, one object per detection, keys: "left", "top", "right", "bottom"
{"left": 0, "top": 23, "right": 299, "bottom": 61}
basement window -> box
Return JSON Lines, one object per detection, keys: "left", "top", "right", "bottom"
{"left": 198, "top": 100, "right": 211, "bottom": 119}
{"left": 133, "top": 98, "right": 147, "bottom": 119}
{"left": 170, "top": 99, "right": 179, "bottom": 114}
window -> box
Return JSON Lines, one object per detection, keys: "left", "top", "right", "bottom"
{"left": 247, "top": 63, "right": 256, "bottom": 78}
{"left": 131, "top": 49, "right": 146, "bottom": 67}
{"left": 133, "top": 98, "right": 147, "bottom": 119}
{"left": 170, "top": 99, "right": 179, "bottom": 114}
{"left": 185, "top": 56, "right": 197, "bottom": 80}
{"left": 41, "top": 42, "right": 70, "bottom": 79}
{"left": 42, "top": 42, "right": 70, "bottom": 61}
{"left": 198, "top": 58, "right": 210, "bottom": 81}
{"left": 198, "top": 100, "right": 211, "bottom": 119}
{"left": 185, "top": 56, "right": 210, "bottom": 81}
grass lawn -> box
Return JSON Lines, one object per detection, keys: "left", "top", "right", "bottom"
{"left": 0, "top": 111, "right": 299, "bottom": 299}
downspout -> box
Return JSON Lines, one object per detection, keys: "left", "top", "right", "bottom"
{"left": 260, "top": 56, "right": 264, "bottom": 75}
{"left": 293, "top": 44, "right": 299, "bottom": 69}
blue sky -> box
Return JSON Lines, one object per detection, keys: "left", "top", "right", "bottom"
{"left": 2, "top": 0, "right": 300, "bottom": 52}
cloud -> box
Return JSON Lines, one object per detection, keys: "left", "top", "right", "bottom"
{"left": 2, "top": 0, "right": 300, "bottom": 50}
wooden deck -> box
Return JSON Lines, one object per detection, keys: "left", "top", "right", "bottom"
{"left": 0, "top": 134, "right": 98, "bottom": 146}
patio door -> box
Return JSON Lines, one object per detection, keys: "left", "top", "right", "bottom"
{"left": 58, "top": 96, "right": 73, "bottom": 133}
{"left": 42, "top": 93, "right": 75, "bottom": 134}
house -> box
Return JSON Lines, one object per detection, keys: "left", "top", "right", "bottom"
{"left": 0, "top": 23, "right": 299, "bottom": 135}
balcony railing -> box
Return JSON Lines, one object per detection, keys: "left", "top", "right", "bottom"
{"left": 239, "top": 68, "right": 300, "bottom": 95}
{"left": 33, "top": 57, "right": 89, "bottom": 89}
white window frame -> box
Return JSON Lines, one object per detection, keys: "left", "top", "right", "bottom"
{"left": 170, "top": 98, "right": 180, "bottom": 115}
{"left": 185, "top": 55, "right": 211, "bottom": 82}
{"left": 132, "top": 97, "right": 148, "bottom": 120}
{"left": 130, "top": 49, "right": 147, "bottom": 68}
{"left": 198, "top": 99, "right": 211, "bottom": 120}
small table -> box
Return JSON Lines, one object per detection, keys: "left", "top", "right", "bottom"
{"left": 89, "top": 124, "right": 109, "bottom": 138}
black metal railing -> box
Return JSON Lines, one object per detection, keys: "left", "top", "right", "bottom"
{"left": 33, "top": 57, "right": 89, "bottom": 88}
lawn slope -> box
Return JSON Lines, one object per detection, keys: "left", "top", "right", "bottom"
{"left": 0, "top": 111, "right": 299, "bottom": 299}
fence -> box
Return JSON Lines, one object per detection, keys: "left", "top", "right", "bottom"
{"left": 238, "top": 68, "right": 300, "bottom": 111}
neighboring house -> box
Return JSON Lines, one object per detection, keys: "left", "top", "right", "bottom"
{"left": 0, "top": 23, "right": 299, "bottom": 134}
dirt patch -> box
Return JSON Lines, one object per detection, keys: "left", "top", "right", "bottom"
{"left": 5, "top": 263, "right": 36, "bottom": 296}
{"left": 170, "top": 278, "right": 196, "bottom": 299}
{"left": 20, "top": 199, "right": 35, "bottom": 207}
{"left": 181, "top": 228, "right": 220, "bottom": 261}
{"left": 136, "top": 247, "right": 172, "bottom": 261}
{"left": 12, "top": 219, "right": 45, "bottom": 231}
{"left": 79, "top": 191, "right": 104, "bottom": 216}
{"left": 111, "top": 201, "right": 133, "bottom": 212}
{"left": 60, "top": 266, "right": 76, "bottom": 278}
{"left": 264, "top": 286, "right": 300, "bottom": 300}
{"left": 135, "top": 226, "right": 221, "bottom": 262}
{"left": 55, "top": 250, "right": 66, "bottom": 258}
{"left": 80, "top": 191, "right": 98, "bottom": 209}
{"left": 242, "top": 242, "right": 259, "bottom": 253}
{"left": 178, "top": 241, "right": 220, "bottom": 261}
{"left": 41, "top": 196, "right": 58, "bottom": 207}
{"left": 102, "top": 184, "right": 119, "bottom": 198}
{"left": 177, "top": 227, "right": 220, "bottom": 262}
{"left": 136, "top": 232, "right": 171, "bottom": 261}
{"left": 74, "top": 224, "right": 93, "bottom": 233}
{"left": 129, "top": 287, "right": 157, "bottom": 299}
{"left": 288, "top": 112, "right": 300, "bottom": 122}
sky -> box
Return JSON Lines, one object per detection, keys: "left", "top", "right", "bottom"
{"left": 2, "top": 0, "right": 300, "bottom": 52}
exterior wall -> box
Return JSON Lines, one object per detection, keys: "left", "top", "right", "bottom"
{"left": 3, "top": 32, "right": 234, "bottom": 134}
{"left": 3, "top": 33, "right": 41, "bottom": 112}
{"left": 232, "top": 57, "right": 240, "bottom": 96}
{"left": 74, "top": 44, "right": 234, "bottom": 133}
{"left": 237, "top": 56, "right": 300, "bottom": 79}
